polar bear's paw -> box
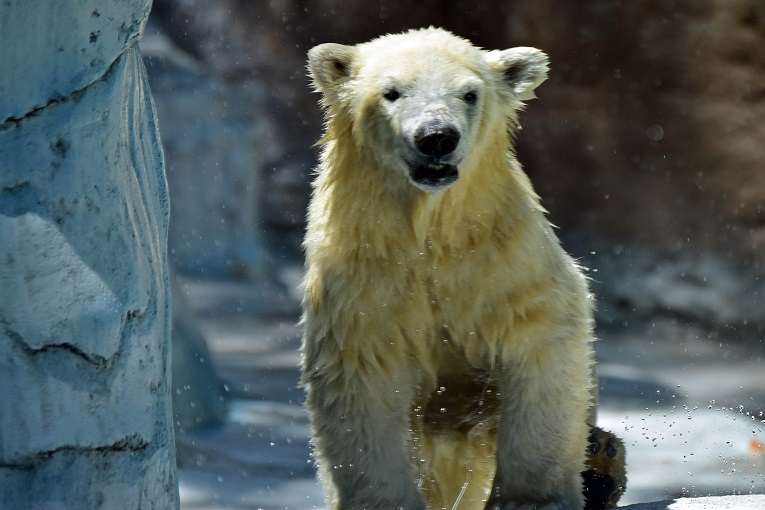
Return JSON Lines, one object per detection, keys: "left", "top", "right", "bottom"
{"left": 582, "top": 426, "right": 627, "bottom": 510}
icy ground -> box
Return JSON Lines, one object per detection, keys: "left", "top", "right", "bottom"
{"left": 175, "top": 278, "right": 765, "bottom": 509}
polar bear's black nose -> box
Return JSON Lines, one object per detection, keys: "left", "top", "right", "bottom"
{"left": 415, "top": 125, "right": 460, "bottom": 158}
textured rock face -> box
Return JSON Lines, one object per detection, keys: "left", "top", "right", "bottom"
{"left": 0, "top": 0, "right": 150, "bottom": 122}
{"left": 0, "top": 1, "right": 177, "bottom": 508}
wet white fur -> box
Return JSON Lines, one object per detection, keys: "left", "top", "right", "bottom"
{"left": 302, "top": 28, "right": 595, "bottom": 510}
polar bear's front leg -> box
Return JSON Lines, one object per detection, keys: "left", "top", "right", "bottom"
{"left": 305, "top": 368, "right": 427, "bottom": 510}
{"left": 485, "top": 337, "right": 592, "bottom": 510}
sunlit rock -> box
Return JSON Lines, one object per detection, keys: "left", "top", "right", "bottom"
{"left": 0, "top": 1, "right": 177, "bottom": 508}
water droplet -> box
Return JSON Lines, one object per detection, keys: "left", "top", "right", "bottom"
{"left": 647, "top": 124, "right": 664, "bottom": 141}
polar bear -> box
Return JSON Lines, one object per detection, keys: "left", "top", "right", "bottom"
{"left": 301, "top": 28, "right": 622, "bottom": 510}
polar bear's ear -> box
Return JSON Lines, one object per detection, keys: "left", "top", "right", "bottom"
{"left": 308, "top": 43, "right": 358, "bottom": 100}
{"left": 486, "top": 47, "right": 549, "bottom": 101}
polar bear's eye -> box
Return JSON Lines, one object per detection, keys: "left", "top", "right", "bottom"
{"left": 383, "top": 90, "right": 401, "bottom": 102}
{"left": 463, "top": 91, "right": 478, "bottom": 104}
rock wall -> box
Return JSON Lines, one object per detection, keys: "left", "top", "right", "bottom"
{"left": 0, "top": 1, "right": 178, "bottom": 508}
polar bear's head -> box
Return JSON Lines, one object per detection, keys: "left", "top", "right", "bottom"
{"left": 309, "top": 28, "right": 548, "bottom": 193}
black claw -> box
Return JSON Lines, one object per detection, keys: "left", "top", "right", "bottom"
{"left": 605, "top": 440, "right": 618, "bottom": 459}
{"left": 587, "top": 433, "right": 600, "bottom": 455}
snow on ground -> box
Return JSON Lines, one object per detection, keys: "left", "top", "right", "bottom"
{"left": 600, "top": 407, "right": 764, "bottom": 505}
{"left": 176, "top": 278, "right": 765, "bottom": 509}
{"left": 596, "top": 320, "right": 765, "bottom": 506}
{"left": 621, "top": 494, "right": 765, "bottom": 509}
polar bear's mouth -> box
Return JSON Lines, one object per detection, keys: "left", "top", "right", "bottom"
{"left": 410, "top": 163, "right": 459, "bottom": 190}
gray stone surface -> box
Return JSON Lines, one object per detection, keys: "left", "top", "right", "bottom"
{"left": 0, "top": 1, "right": 177, "bottom": 508}
{"left": 0, "top": 0, "right": 150, "bottom": 122}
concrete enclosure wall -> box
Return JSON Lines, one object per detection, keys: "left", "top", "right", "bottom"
{"left": 0, "top": 1, "right": 178, "bottom": 508}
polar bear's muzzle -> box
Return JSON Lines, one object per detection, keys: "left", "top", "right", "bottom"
{"left": 408, "top": 121, "right": 461, "bottom": 191}
{"left": 410, "top": 163, "right": 459, "bottom": 191}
